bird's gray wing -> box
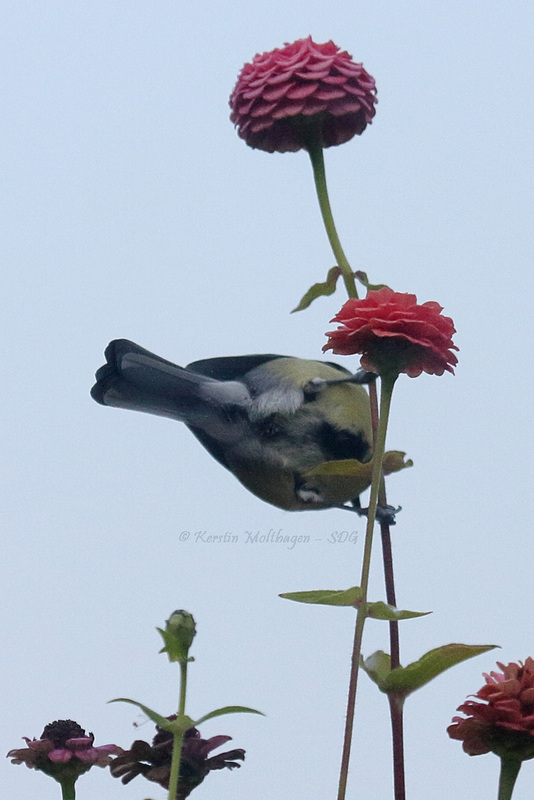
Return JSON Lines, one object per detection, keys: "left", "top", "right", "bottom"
{"left": 186, "top": 354, "right": 285, "bottom": 381}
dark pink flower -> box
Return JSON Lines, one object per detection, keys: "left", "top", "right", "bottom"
{"left": 229, "top": 36, "right": 377, "bottom": 153}
{"left": 323, "top": 287, "right": 458, "bottom": 378}
{"left": 448, "top": 659, "right": 534, "bottom": 760}
{"left": 110, "top": 723, "right": 245, "bottom": 799}
{"left": 7, "top": 719, "right": 123, "bottom": 782}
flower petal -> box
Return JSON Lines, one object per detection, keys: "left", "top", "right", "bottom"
{"left": 230, "top": 37, "right": 377, "bottom": 152}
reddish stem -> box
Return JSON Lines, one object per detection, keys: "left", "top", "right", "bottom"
{"left": 389, "top": 694, "right": 406, "bottom": 800}
{"left": 369, "top": 381, "right": 405, "bottom": 800}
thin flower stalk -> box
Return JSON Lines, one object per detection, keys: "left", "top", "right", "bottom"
{"left": 167, "top": 659, "right": 189, "bottom": 800}
{"left": 307, "top": 139, "right": 358, "bottom": 298}
{"left": 369, "top": 380, "right": 400, "bottom": 668}
{"left": 369, "top": 379, "right": 405, "bottom": 800}
{"left": 60, "top": 776, "right": 76, "bottom": 800}
{"left": 498, "top": 759, "right": 522, "bottom": 800}
{"left": 337, "top": 370, "right": 397, "bottom": 800}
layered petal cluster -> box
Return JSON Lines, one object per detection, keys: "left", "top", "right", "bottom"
{"left": 324, "top": 287, "right": 458, "bottom": 377}
{"left": 7, "top": 720, "right": 122, "bottom": 781}
{"left": 110, "top": 724, "right": 245, "bottom": 799}
{"left": 230, "top": 36, "right": 377, "bottom": 152}
{"left": 448, "top": 659, "right": 534, "bottom": 760}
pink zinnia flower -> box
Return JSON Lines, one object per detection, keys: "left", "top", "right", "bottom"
{"left": 7, "top": 719, "right": 123, "bottom": 781}
{"left": 230, "top": 36, "right": 377, "bottom": 153}
{"left": 323, "top": 287, "right": 458, "bottom": 378}
{"left": 448, "top": 659, "right": 534, "bottom": 760}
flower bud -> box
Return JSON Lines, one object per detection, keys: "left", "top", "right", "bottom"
{"left": 158, "top": 610, "right": 197, "bottom": 662}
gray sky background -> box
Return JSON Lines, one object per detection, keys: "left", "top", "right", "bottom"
{"left": 2, "top": 2, "right": 534, "bottom": 798}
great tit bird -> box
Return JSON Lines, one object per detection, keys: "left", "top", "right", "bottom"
{"left": 91, "top": 339, "right": 375, "bottom": 511}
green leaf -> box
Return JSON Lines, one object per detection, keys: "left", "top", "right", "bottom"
{"left": 361, "top": 651, "right": 392, "bottom": 687}
{"left": 280, "top": 589, "right": 429, "bottom": 622}
{"left": 382, "top": 451, "right": 413, "bottom": 475}
{"left": 291, "top": 266, "right": 342, "bottom": 312}
{"left": 366, "top": 602, "right": 430, "bottom": 621}
{"left": 279, "top": 587, "right": 363, "bottom": 606}
{"left": 108, "top": 698, "right": 194, "bottom": 733}
{"left": 353, "top": 271, "right": 389, "bottom": 292}
{"left": 301, "top": 452, "right": 413, "bottom": 508}
{"left": 306, "top": 452, "right": 412, "bottom": 478}
{"left": 381, "top": 643, "right": 499, "bottom": 697}
{"left": 194, "top": 706, "right": 264, "bottom": 725}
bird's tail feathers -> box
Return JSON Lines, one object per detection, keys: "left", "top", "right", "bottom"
{"left": 91, "top": 339, "right": 250, "bottom": 424}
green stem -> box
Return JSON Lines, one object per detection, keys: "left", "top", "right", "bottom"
{"left": 498, "top": 758, "right": 521, "bottom": 800}
{"left": 337, "top": 372, "right": 397, "bottom": 800}
{"left": 59, "top": 777, "right": 76, "bottom": 800}
{"left": 369, "top": 380, "right": 405, "bottom": 800}
{"left": 167, "top": 660, "right": 189, "bottom": 800}
{"left": 307, "top": 140, "right": 358, "bottom": 299}
{"left": 179, "top": 660, "right": 188, "bottom": 715}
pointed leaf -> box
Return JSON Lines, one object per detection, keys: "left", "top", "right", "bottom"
{"left": 280, "top": 590, "right": 429, "bottom": 622}
{"left": 366, "top": 602, "right": 430, "bottom": 621}
{"left": 195, "top": 706, "right": 264, "bottom": 725}
{"left": 280, "top": 587, "right": 363, "bottom": 606}
{"left": 108, "top": 698, "right": 194, "bottom": 732}
{"left": 292, "top": 266, "right": 342, "bottom": 312}
{"left": 382, "top": 643, "right": 499, "bottom": 697}
{"left": 361, "top": 651, "right": 392, "bottom": 687}
{"left": 108, "top": 698, "right": 169, "bottom": 729}
{"left": 354, "top": 271, "right": 389, "bottom": 292}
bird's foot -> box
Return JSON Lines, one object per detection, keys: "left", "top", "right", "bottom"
{"left": 342, "top": 502, "right": 401, "bottom": 525}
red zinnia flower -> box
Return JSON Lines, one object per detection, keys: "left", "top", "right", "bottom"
{"left": 229, "top": 36, "right": 377, "bottom": 153}
{"left": 448, "top": 659, "right": 534, "bottom": 760}
{"left": 323, "top": 287, "right": 458, "bottom": 378}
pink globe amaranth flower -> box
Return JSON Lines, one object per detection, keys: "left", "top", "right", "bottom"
{"left": 448, "top": 659, "right": 534, "bottom": 760}
{"left": 323, "top": 287, "right": 458, "bottom": 378}
{"left": 229, "top": 36, "right": 377, "bottom": 153}
{"left": 7, "top": 719, "right": 123, "bottom": 782}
